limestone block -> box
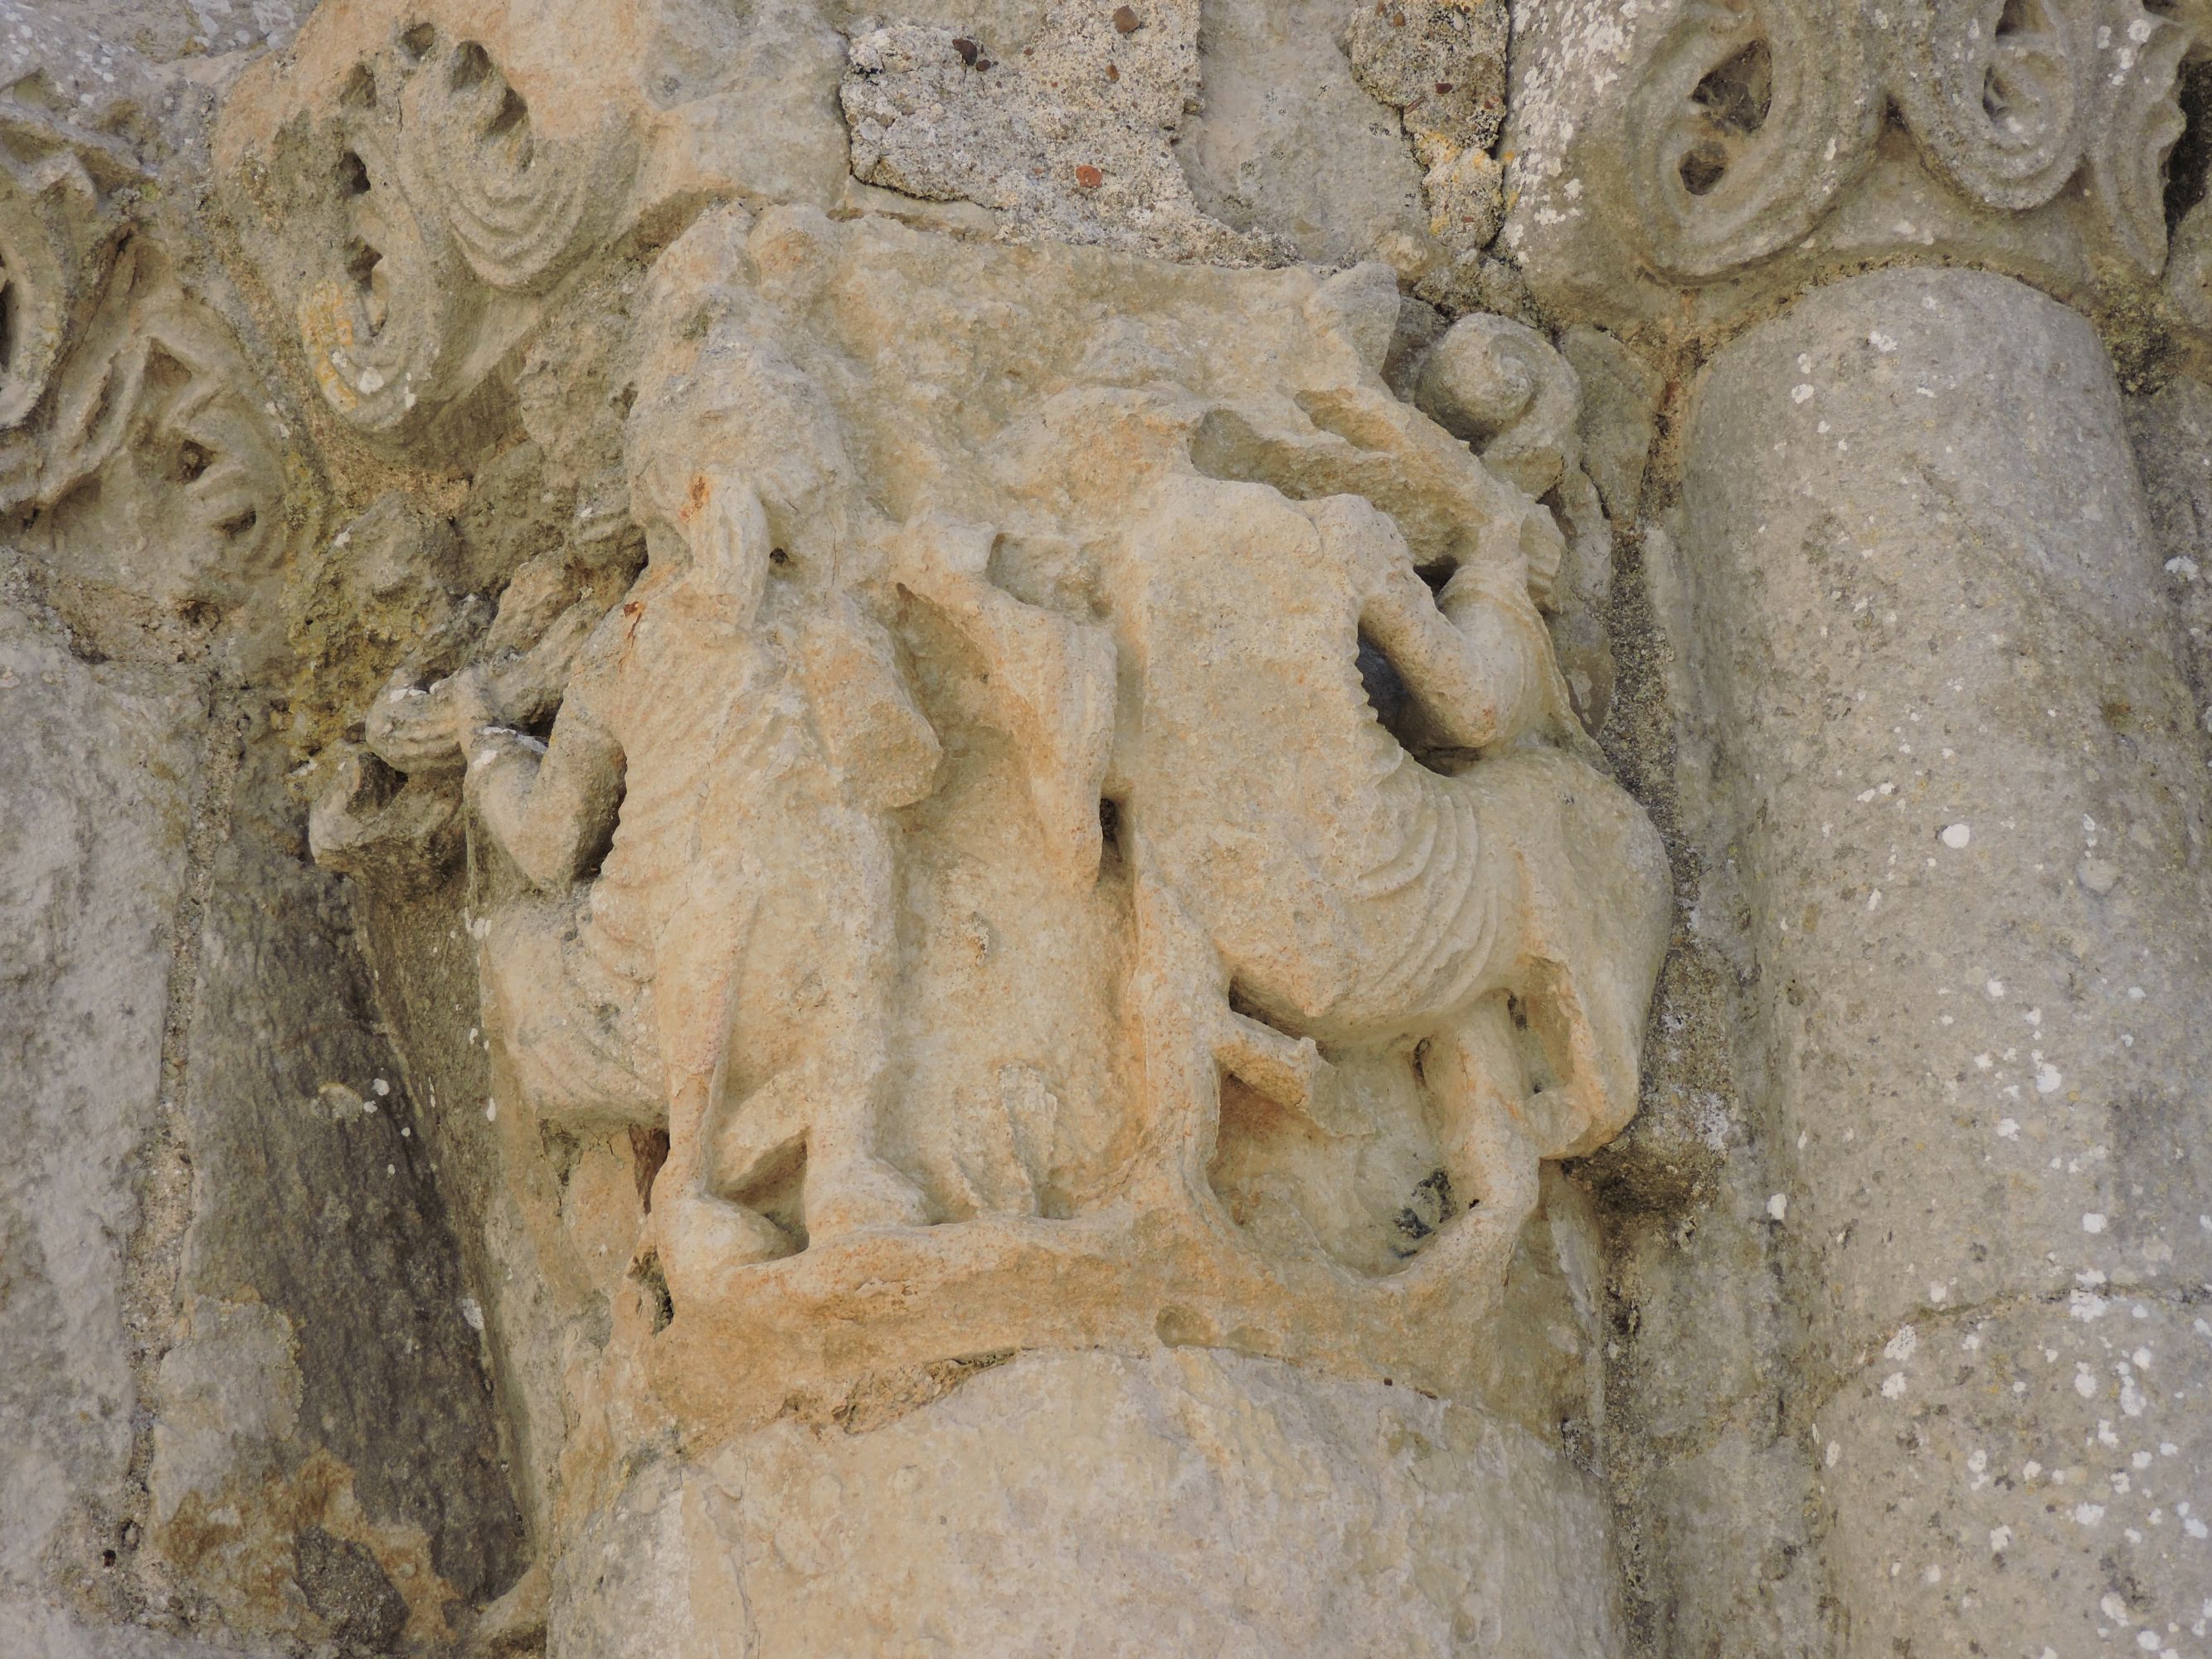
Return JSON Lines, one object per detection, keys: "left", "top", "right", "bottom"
{"left": 548, "top": 1349, "right": 1623, "bottom": 1659}
{"left": 840, "top": 0, "right": 1286, "bottom": 263}
{"left": 0, "top": 603, "right": 201, "bottom": 1611}
{"left": 1174, "top": 0, "right": 1437, "bottom": 275}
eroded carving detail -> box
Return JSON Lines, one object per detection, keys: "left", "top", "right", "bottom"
{"left": 221, "top": 17, "right": 639, "bottom": 438}
{"left": 0, "top": 99, "right": 142, "bottom": 432}
{"left": 1891, "top": 0, "right": 2085, "bottom": 212}
{"left": 318, "top": 206, "right": 1668, "bottom": 1433}
{"left": 1627, "top": 0, "right": 1881, "bottom": 280}
{"left": 17, "top": 248, "right": 317, "bottom": 669}
{"left": 1615, "top": 0, "right": 2197, "bottom": 283}
{"left": 2087, "top": 0, "right": 2195, "bottom": 273}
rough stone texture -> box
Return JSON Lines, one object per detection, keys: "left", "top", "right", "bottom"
{"left": 11, "top": 0, "right": 2212, "bottom": 1655}
{"left": 1679, "top": 266, "right": 2212, "bottom": 1652}
{"left": 551, "top": 1348, "right": 1622, "bottom": 1659}
{"left": 0, "top": 600, "right": 202, "bottom": 1617}
{"left": 148, "top": 734, "right": 524, "bottom": 1650}
{"left": 842, "top": 0, "right": 1286, "bottom": 262}
{"left": 1175, "top": 0, "right": 1436, "bottom": 275}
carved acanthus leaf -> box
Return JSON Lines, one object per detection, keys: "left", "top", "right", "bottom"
{"left": 2085, "top": 0, "right": 2195, "bottom": 274}
{"left": 0, "top": 104, "right": 143, "bottom": 431}
{"left": 1612, "top": 0, "right": 2201, "bottom": 288}
{"left": 228, "top": 19, "right": 639, "bottom": 440}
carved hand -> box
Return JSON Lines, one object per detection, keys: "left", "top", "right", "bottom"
{"left": 366, "top": 671, "right": 472, "bottom": 774}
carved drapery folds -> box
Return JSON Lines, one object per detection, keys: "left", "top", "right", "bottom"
{"left": 1507, "top": 0, "right": 2210, "bottom": 334}
{"left": 217, "top": 7, "right": 643, "bottom": 440}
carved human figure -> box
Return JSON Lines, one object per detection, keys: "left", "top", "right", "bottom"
{"left": 455, "top": 362, "right": 941, "bottom": 1295}
{"left": 902, "top": 466, "right": 1670, "bottom": 1262}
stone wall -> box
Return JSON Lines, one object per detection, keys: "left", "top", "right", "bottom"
{"left": 1, "top": 1, "right": 2209, "bottom": 1656}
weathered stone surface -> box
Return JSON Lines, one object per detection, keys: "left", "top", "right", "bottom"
{"left": 1175, "top": 0, "right": 1435, "bottom": 274}
{"left": 551, "top": 1348, "right": 1622, "bottom": 1659}
{"left": 12, "top": 0, "right": 2212, "bottom": 1653}
{"left": 1679, "top": 265, "right": 2212, "bottom": 1649}
{"left": 842, "top": 0, "right": 1283, "bottom": 262}
{"left": 1684, "top": 268, "right": 2212, "bottom": 1356}
{"left": 1819, "top": 1297, "right": 2212, "bottom": 1657}
{"left": 0, "top": 600, "right": 201, "bottom": 1618}
{"left": 148, "top": 736, "right": 524, "bottom": 1651}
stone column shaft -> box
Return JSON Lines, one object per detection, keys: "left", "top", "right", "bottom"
{"left": 1682, "top": 266, "right": 2212, "bottom": 1652}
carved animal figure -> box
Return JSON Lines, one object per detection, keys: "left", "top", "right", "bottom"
{"left": 901, "top": 457, "right": 1670, "bottom": 1263}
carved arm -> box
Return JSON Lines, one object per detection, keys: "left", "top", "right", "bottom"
{"left": 1359, "top": 556, "right": 1552, "bottom": 752}
{"left": 460, "top": 691, "right": 626, "bottom": 892}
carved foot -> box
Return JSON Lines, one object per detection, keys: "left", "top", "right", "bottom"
{"left": 654, "top": 1190, "right": 795, "bottom": 1305}
{"left": 804, "top": 1151, "right": 931, "bottom": 1243}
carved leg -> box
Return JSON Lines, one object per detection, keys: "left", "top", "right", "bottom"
{"left": 707, "top": 1054, "right": 930, "bottom": 1245}
{"left": 481, "top": 899, "right": 660, "bottom": 1126}
{"left": 1128, "top": 841, "right": 1232, "bottom": 1206}
{"left": 644, "top": 887, "right": 794, "bottom": 1304}
{"left": 894, "top": 510, "right": 1116, "bottom": 883}
{"left": 1127, "top": 836, "right": 1334, "bottom": 1214}
{"left": 1398, "top": 995, "right": 1539, "bottom": 1289}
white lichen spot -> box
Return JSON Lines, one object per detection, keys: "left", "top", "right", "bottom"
{"left": 2083, "top": 1212, "right": 2108, "bottom": 1233}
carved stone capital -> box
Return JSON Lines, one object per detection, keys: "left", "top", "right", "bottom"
{"left": 214, "top": 7, "right": 656, "bottom": 445}
{"left": 1502, "top": 0, "right": 2209, "bottom": 340}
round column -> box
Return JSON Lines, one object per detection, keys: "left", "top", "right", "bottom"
{"left": 1682, "top": 266, "right": 2212, "bottom": 1652}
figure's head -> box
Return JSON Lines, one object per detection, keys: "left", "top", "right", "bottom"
{"left": 626, "top": 290, "right": 855, "bottom": 599}
{"left": 626, "top": 460, "right": 774, "bottom": 620}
